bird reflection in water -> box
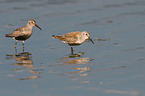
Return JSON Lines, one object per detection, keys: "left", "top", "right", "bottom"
{"left": 6, "top": 47, "right": 39, "bottom": 81}
{"left": 62, "top": 66, "right": 90, "bottom": 77}
{"left": 13, "top": 52, "right": 33, "bottom": 68}
{"left": 61, "top": 52, "right": 92, "bottom": 83}
{"left": 6, "top": 48, "right": 33, "bottom": 68}
{"left": 62, "top": 52, "right": 92, "bottom": 64}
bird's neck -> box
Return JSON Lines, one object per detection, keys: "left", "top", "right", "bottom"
{"left": 78, "top": 35, "right": 86, "bottom": 43}
{"left": 24, "top": 24, "right": 33, "bottom": 35}
{"left": 26, "top": 24, "right": 33, "bottom": 30}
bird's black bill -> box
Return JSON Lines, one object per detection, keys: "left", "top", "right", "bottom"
{"left": 35, "top": 24, "right": 42, "bottom": 30}
{"left": 89, "top": 38, "right": 94, "bottom": 44}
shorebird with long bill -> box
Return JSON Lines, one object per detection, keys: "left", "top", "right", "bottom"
{"left": 5, "top": 20, "right": 42, "bottom": 48}
{"left": 52, "top": 31, "right": 94, "bottom": 54}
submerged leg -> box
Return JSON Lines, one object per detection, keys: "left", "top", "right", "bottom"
{"left": 15, "top": 40, "right": 18, "bottom": 48}
{"left": 71, "top": 46, "right": 74, "bottom": 55}
{"left": 15, "top": 46, "right": 18, "bottom": 55}
{"left": 22, "top": 41, "right": 25, "bottom": 52}
{"left": 23, "top": 45, "right": 24, "bottom": 52}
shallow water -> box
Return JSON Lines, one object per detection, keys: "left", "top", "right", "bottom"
{"left": 0, "top": 0, "right": 145, "bottom": 96}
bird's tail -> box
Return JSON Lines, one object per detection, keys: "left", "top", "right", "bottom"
{"left": 52, "top": 35, "right": 64, "bottom": 41}
{"left": 52, "top": 35, "right": 59, "bottom": 39}
{"left": 52, "top": 35, "right": 56, "bottom": 38}
{"left": 5, "top": 34, "right": 13, "bottom": 37}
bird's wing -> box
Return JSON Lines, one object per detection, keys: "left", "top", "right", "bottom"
{"left": 10, "top": 26, "right": 26, "bottom": 37}
{"left": 61, "top": 31, "right": 81, "bottom": 43}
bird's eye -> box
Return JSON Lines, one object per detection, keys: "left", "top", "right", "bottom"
{"left": 31, "top": 22, "right": 34, "bottom": 23}
{"left": 86, "top": 34, "right": 88, "bottom": 35}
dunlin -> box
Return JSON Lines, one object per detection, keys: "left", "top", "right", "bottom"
{"left": 52, "top": 31, "right": 94, "bottom": 54}
{"left": 5, "top": 20, "right": 42, "bottom": 48}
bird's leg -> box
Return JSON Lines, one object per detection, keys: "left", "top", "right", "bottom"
{"left": 23, "top": 41, "right": 25, "bottom": 52}
{"left": 23, "top": 45, "right": 24, "bottom": 52}
{"left": 15, "top": 46, "right": 18, "bottom": 55}
{"left": 15, "top": 40, "right": 18, "bottom": 48}
{"left": 71, "top": 46, "right": 74, "bottom": 55}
